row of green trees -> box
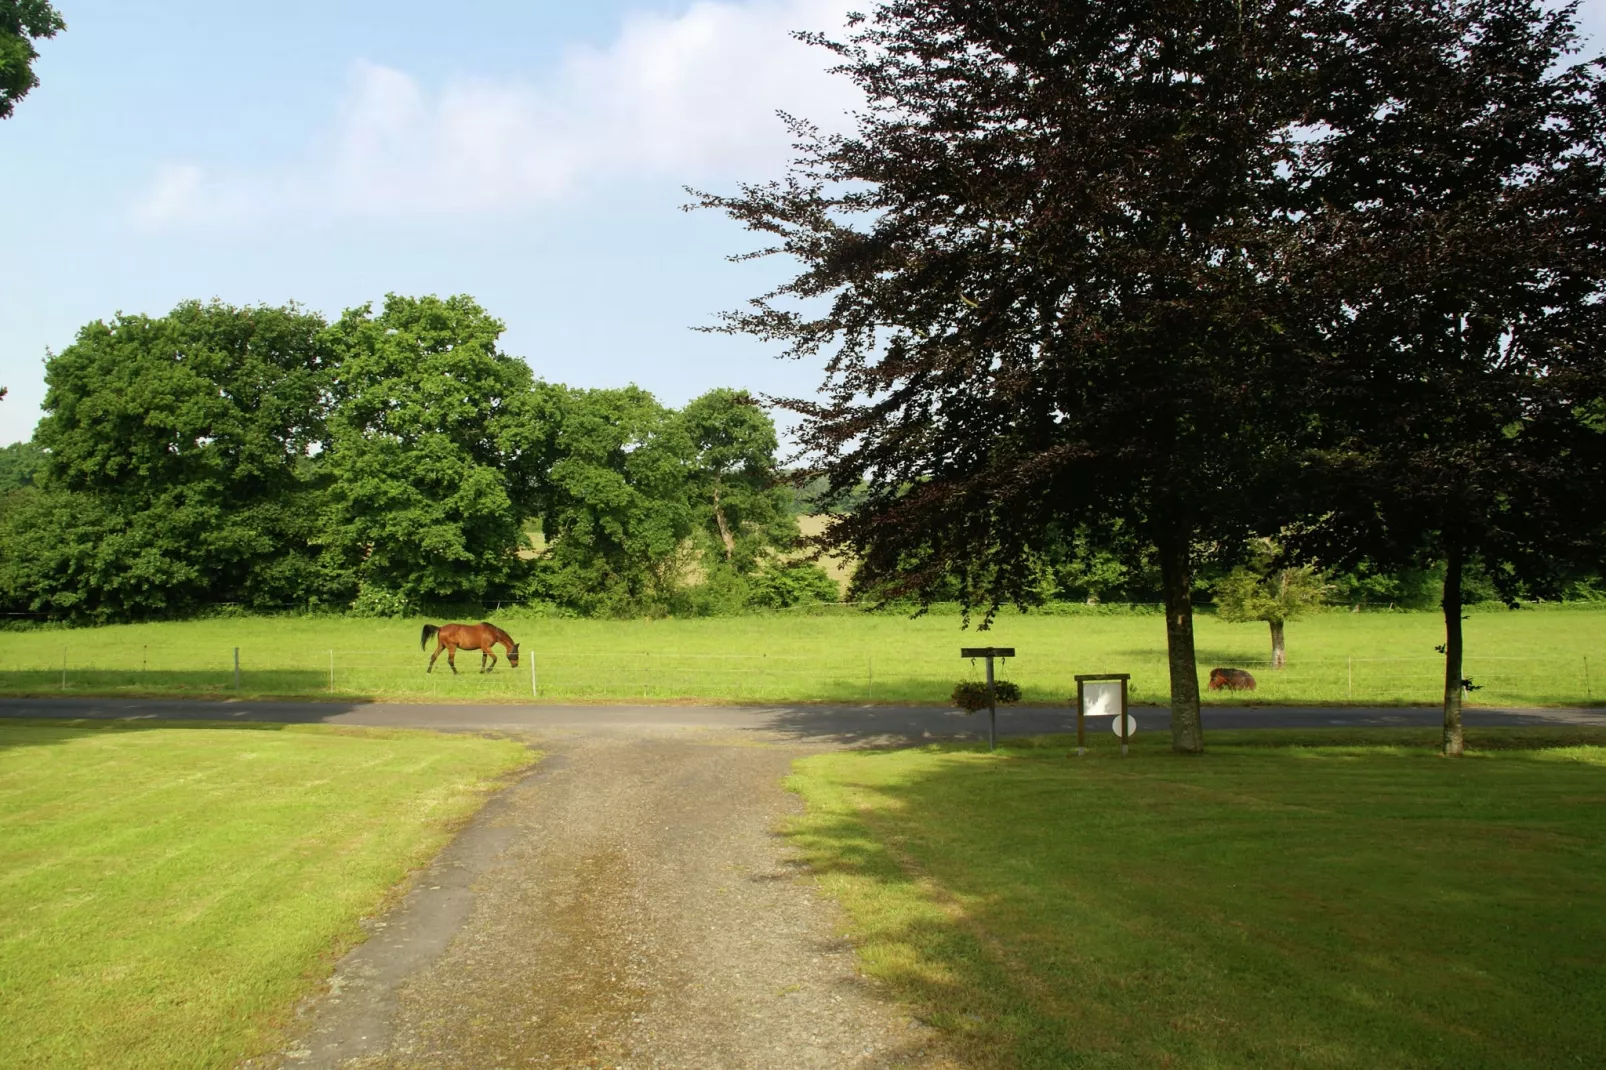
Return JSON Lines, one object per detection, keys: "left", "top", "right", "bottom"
{"left": 0, "top": 295, "right": 837, "bottom": 622}
{"left": 696, "top": 0, "right": 1606, "bottom": 754}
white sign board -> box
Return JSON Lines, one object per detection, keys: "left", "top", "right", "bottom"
{"left": 1082, "top": 679, "right": 1123, "bottom": 719}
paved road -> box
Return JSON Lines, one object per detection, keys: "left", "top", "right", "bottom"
{"left": 3, "top": 695, "right": 1602, "bottom": 743}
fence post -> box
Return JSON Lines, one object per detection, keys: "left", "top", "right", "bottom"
{"left": 868, "top": 654, "right": 873, "bottom": 703}
{"left": 328, "top": 649, "right": 334, "bottom": 694}
{"left": 1347, "top": 657, "right": 1353, "bottom": 700}
{"left": 234, "top": 647, "right": 241, "bottom": 692}
{"left": 531, "top": 652, "right": 537, "bottom": 700}
{"left": 1586, "top": 656, "right": 1592, "bottom": 702}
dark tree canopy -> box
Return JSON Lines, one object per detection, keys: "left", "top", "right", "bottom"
{"left": 696, "top": 0, "right": 1336, "bottom": 751}
{"left": 0, "top": 0, "right": 64, "bottom": 119}
{"left": 1290, "top": 0, "right": 1606, "bottom": 753}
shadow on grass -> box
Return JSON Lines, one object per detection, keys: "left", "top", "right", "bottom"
{"left": 784, "top": 728, "right": 1606, "bottom": 1069}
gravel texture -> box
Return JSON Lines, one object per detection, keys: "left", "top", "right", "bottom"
{"left": 269, "top": 726, "right": 956, "bottom": 1069}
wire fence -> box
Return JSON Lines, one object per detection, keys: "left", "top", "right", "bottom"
{"left": 0, "top": 646, "right": 1595, "bottom": 706}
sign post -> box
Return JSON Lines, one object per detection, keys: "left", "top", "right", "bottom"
{"left": 1074, "top": 673, "right": 1131, "bottom": 756}
{"left": 961, "top": 647, "right": 1015, "bottom": 751}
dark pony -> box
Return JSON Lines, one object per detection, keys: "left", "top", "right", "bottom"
{"left": 421, "top": 622, "right": 520, "bottom": 674}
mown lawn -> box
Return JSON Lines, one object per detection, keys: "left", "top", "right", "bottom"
{"left": 0, "top": 604, "right": 1599, "bottom": 706}
{"left": 784, "top": 727, "right": 1606, "bottom": 1069}
{"left": 0, "top": 720, "right": 533, "bottom": 1069}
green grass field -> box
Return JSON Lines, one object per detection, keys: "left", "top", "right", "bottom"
{"left": 0, "top": 720, "right": 533, "bottom": 1069}
{"left": 784, "top": 727, "right": 1606, "bottom": 1068}
{"left": 0, "top": 604, "right": 1600, "bottom": 706}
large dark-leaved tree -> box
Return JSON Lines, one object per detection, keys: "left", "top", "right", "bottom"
{"left": 1291, "top": 0, "right": 1606, "bottom": 755}
{"left": 695, "top": 1, "right": 1330, "bottom": 751}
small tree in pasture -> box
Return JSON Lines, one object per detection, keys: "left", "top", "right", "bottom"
{"left": 1213, "top": 541, "right": 1330, "bottom": 669}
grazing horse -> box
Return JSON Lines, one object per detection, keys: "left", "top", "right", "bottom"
{"left": 421, "top": 622, "right": 520, "bottom": 674}
{"left": 1208, "top": 667, "right": 1257, "bottom": 691}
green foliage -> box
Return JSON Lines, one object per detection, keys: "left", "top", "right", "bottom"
{"left": 533, "top": 385, "right": 695, "bottom": 615}
{"left": 746, "top": 558, "right": 841, "bottom": 609}
{"left": 322, "top": 294, "right": 549, "bottom": 605}
{"left": 349, "top": 583, "right": 413, "bottom": 618}
{"left": 0, "top": 440, "right": 44, "bottom": 492}
{"left": 1213, "top": 540, "right": 1331, "bottom": 626}
{"left": 680, "top": 388, "right": 795, "bottom": 572}
{"left": 951, "top": 679, "right": 1021, "bottom": 711}
{"left": 3, "top": 301, "right": 347, "bottom": 621}
{"left": 0, "top": 0, "right": 64, "bottom": 120}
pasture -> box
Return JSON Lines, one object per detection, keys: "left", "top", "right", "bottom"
{"left": 0, "top": 720, "right": 532, "bottom": 1069}
{"left": 785, "top": 726, "right": 1606, "bottom": 1068}
{"left": 0, "top": 604, "right": 1599, "bottom": 707}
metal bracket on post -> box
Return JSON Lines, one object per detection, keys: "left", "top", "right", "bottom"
{"left": 961, "top": 647, "right": 1015, "bottom": 752}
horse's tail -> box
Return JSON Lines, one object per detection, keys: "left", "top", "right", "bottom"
{"left": 421, "top": 624, "right": 439, "bottom": 651}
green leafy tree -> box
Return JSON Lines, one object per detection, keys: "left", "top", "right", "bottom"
{"left": 534, "top": 386, "right": 696, "bottom": 615}
{"left": 679, "top": 388, "right": 795, "bottom": 572}
{"left": 1291, "top": 0, "right": 1606, "bottom": 754}
{"left": 696, "top": 0, "right": 1332, "bottom": 752}
{"left": 1, "top": 0, "right": 64, "bottom": 119}
{"left": 1213, "top": 540, "right": 1330, "bottom": 669}
{"left": 0, "top": 440, "right": 44, "bottom": 493}
{"left": 322, "top": 294, "right": 551, "bottom": 607}
{"left": 4, "top": 301, "right": 341, "bottom": 620}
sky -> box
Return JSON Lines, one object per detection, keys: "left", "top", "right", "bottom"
{"left": 2, "top": 0, "right": 1604, "bottom": 448}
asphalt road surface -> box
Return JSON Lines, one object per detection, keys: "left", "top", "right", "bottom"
{"left": 3, "top": 695, "right": 1602, "bottom": 743}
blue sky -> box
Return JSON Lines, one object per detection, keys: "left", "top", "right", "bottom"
{"left": 0, "top": 0, "right": 861, "bottom": 446}
{"left": 2, "top": 0, "right": 1603, "bottom": 448}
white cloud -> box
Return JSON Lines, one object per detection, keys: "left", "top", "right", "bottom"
{"left": 133, "top": 0, "right": 860, "bottom": 228}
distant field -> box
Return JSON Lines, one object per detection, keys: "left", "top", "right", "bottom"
{"left": 785, "top": 727, "right": 1606, "bottom": 1068}
{"left": 0, "top": 719, "right": 532, "bottom": 1069}
{"left": 0, "top": 605, "right": 1599, "bottom": 707}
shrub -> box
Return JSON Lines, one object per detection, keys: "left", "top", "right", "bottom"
{"left": 951, "top": 679, "right": 1022, "bottom": 712}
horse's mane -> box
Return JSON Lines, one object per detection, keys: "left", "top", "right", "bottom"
{"left": 481, "top": 621, "right": 515, "bottom": 645}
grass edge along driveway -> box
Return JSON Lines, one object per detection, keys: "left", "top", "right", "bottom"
{"left": 783, "top": 726, "right": 1606, "bottom": 1069}
{"left": 0, "top": 719, "right": 535, "bottom": 1070}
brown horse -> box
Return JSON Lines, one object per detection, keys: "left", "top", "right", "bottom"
{"left": 421, "top": 622, "right": 520, "bottom": 674}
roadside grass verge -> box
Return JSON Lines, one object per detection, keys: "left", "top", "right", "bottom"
{"left": 0, "top": 719, "right": 534, "bottom": 1069}
{"left": 0, "top": 606, "right": 1600, "bottom": 706}
{"left": 784, "top": 727, "right": 1606, "bottom": 1069}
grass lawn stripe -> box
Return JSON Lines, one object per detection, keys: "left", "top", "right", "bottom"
{"left": 0, "top": 604, "right": 1599, "bottom": 706}
{"left": 784, "top": 727, "right": 1606, "bottom": 1069}
{"left": 0, "top": 720, "right": 533, "bottom": 1069}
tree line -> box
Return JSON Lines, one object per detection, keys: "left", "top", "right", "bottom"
{"left": 0, "top": 295, "right": 838, "bottom": 622}
{"left": 695, "top": 0, "right": 1606, "bottom": 754}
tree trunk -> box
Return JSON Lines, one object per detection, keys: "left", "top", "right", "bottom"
{"left": 1269, "top": 619, "right": 1286, "bottom": 669}
{"left": 1157, "top": 527, "right": 1205, "bottom": 754}
{"left": 712, "top": 479, "right": 735, "bottom": 562}
{"left": 1441, "top": 542, "right": 1465, "bottom": 757}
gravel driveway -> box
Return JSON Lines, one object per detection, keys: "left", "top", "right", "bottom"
{"left": 269, "top": 725, "right": 957, "bottom": 1069}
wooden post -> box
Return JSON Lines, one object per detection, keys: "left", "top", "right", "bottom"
{"left": 961, "top": 647, "right": 1015, "bottom": 753}
{"left": 1076, "top": 678, "right": 1086, "bottom": 756}
{"left": 985, "top": 654, "right": 996, "bottom": 752}
{"left": 1120, "top": 676, "right": 1130, "bottom": 758}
